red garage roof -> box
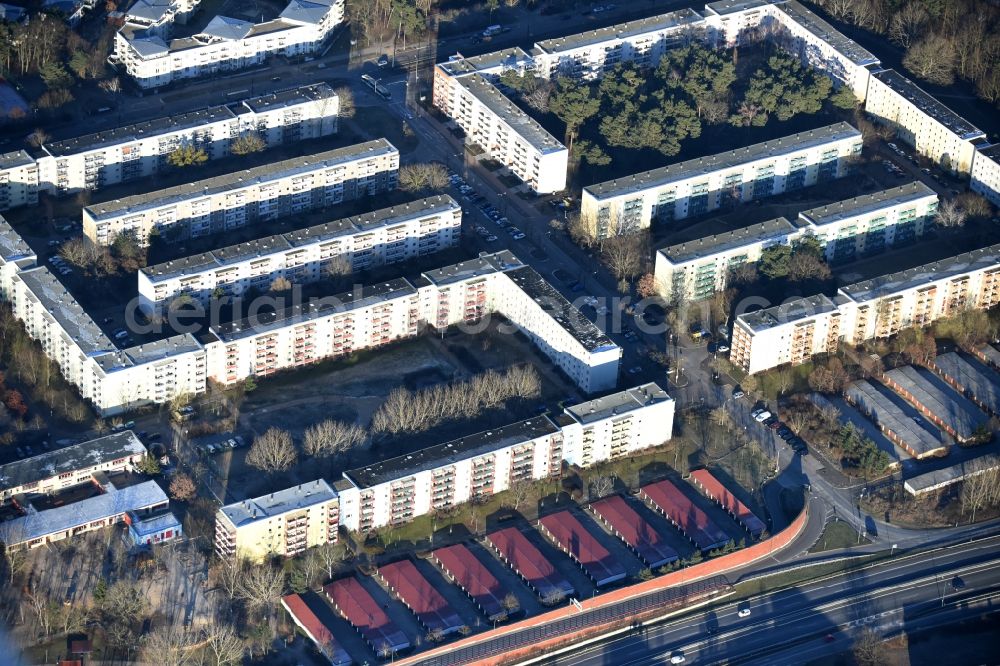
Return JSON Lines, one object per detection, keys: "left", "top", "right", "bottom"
{"left": 486, "top": 527, "right": 575, "bottom": 600}
{"left": 433, "top": 543, "right": 508, "bottom": 620}
{"left": 590, "top": 495, "right": 678, "bottom": 568}
{"left": 378, "top": 559, "right": 464, "bottom": 636}
{"left": 640, "top": 479, "right": 730, "bottom": 552}
{"left": 323, "top": 577, "right": 410, "bottom": 654}
{"left": 689, "top": 469, "right": 766, "bottom": 537}
{"left": 538, "top": 510, "right": 627, "bottom": 586}
{"left": 281, "top": 594, "right": 352, "bottom": 666}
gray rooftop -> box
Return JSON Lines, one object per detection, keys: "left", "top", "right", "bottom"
{"left": 505, "top": 265, "right": 617, "bottom": 353}
{"left": 840, "top": 242, "right": 1000, "bottom": 304}
{"left": 280, "top": 0, "right": 336, "bottom": 25}
{"left": 201, "top": 15, "right": 253, "bottom": 40}
{"left": 904, "top": 454, "right": 1000, "bottom": 494}
{"left": 873, "top": 70, "right": 985, "bottom": 141}
{"left": 345, "top": 417, "right": 560, "bottom": 488}
{"left": 437, "top": 48, "right": 534, "bottom": 77}
{"left": 585, "top": 122, "right": 861, "bottom": 200}
{"left": 0, "top": 480, "right": 167, "bottom": 546}
{"left": 775, "top": 0, "right": 879, "bottom": 66}
{"left": 799, "top": 181, "right": 936, "bottom": 227}
{"left": 246, "top": 18, "right": 300, "bottom": 38}
{"left": 737, "top": 293, "right": 843, "bottom": 333}
{"left": 659, "top": 217, "right": 796, "bottom": 264}
{"left": 238, "top": 83, "right": 336, "bottom": 114}
{"left": 15, "top": 267, "right": 114, "bottom": 355}
{"left": 931, "top": 352, "right": 1000, "bottom": 416}
{"left": 977, "top": 143, "right": 1000, "bottom": 162}
{"left": 0, "top": 217, "right": 34, "bottom": 264}
{"left": 703, "top": 0, "right": 770, "bottom": 16}
{"left": 420, "top": 249, "right": 522, "bottom": 287}
{"left": 564, "top": 382, "right": 671, "bottom": 425}
{"left": 0, "top": 150, "right": 34, "bottom": 170}
{"left": 86, "top": 139, "right": 397, "bottom": 220}
{"left": 45, "top": 106, "right": 237, "bottom": 157}
{"left": 211, "top": 279, "right": 416, "bottom": 342}
{"left": 454, "top": 74, "right": 566, "bottom": 154}
{"left": 124, "top": 0, "right": 173, "bottom": 23}
{"left": 534, "top": 9, "right": 703, "bottom": 54}
{"left": 219, "top": 479, "right": 337, "bottom": 527}
{"left": 884, "top": 366, "right": 988, "bottom": 440}
{"left": 0, "top": 431, "right": 146, "bottom": 494}
{"left": 845, "top": 380, "right": 946, "bottom": 457}
{"left": 142, "top": 195, "right": 460, "bottom": 283}
{"left": 977, "top": 344, "right": 1000, "bottom": 371}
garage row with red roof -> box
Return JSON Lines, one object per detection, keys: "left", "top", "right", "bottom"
{"left": 282, "top": 472, "right": 762, "bottom": 662}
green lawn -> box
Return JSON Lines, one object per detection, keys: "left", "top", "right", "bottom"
{"left": 809, "top": 519, "right": 869, "bottom": 553}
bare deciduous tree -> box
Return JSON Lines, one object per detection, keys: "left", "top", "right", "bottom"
{"left": 502, "top": 591, "right": 520, "bottom": 612}
{"left": 246, "top": 427, "right": 298, "bottom": 475}
{"left": 601, "top": 234, "right": 646, "bottom": 282}
{"left": 203, "top": 623, "right": 245, "bottom": 666}
{"left": 169, "top": 473, "right": 197, "bottom": 501}
{"left": 335, "top": 86, "right": 354, "bottom": 118}
{"left": 935, "top": 198, "right": 968, "bottom": 228}
{"left": 589, "top": 474, "right": 616, "bottom": 500}
{"left": 142, "top": 626, "right": 195, "bottom": 666}
{"left": 888, "top": 3, "right": 929, "bottom": 48}
{"left": 852, "top": 627, "right": 888, "bottom": 666}
{"left": 230, "top": 132, "right": 266, "bottom": 155}
{"left": 269, "top": 276, "right": 293, "bottom": 293}
{"left": 315, "top": 541, "right": 349, "bottom": 580}
{"left": 303, "top": 419, "right": 365, "bottom": 458}
{"left": 59, "top": 236, "right": 100, "bottom": 268}
{"left": 903, "top": 34, "right": 957, "bottom": 85}
{"left": 502, "top": 480, "right": 534, "bottom": 511}
{"left": 238, "top": 562, "right": 285, "bottom": 613}
{"left": 398, "top": 162, "right": 449, "bottom": 193}
{"left": 961, "top": 460, "right": 1000, "bottom": 523}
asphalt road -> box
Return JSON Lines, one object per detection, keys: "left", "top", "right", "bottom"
{"left": 542, "top": 534, "right": 1000, "bottom": 666}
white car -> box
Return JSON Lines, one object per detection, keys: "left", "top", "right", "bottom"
{"left": 738, "top": 608, "right": 751, "bottom": 618}
{"left": 754, "top": 410, "right": 772, "bottom": 422}
{"left": 670, "top": 654, "right": 685, "bottom": 664}
{"left": 512, "top": 232, "right": 526, "bottom": 240}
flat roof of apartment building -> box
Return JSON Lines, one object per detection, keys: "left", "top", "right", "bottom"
{"left": 219, "top": 479, "right": 336, "bottom": 528}
{"left": 96, "top": 333, "right": 204, "bottom": 371}
{"left": 904, "top": 454, "right": 1000, "bottom": 494}
{"left": 211, "top": 278, "right": 416, "bottom": 342}
{"left": 703, "top": 0, "right": 770, "bottom": 16}
{"left": 237, "top": 82, "right": 336, "bottom": 114}
{"left": 884, "top": 365, "right": 988, "bottom": 440}
{"left": 845, "top": 380, "right": 946, "bottom": 457}
{"left": 565, "top": 382, "right": 670, "bottom": 425}
{"left": 931, "top": 352, "right": 1000, "bottom": 415}
{"left": 534, "top": 8, "right": 703, "bottom": 54}
{"left": 840, "top": 242, "right": 1000, "bottom": 304}
{"left": 0, "top": 150, "right": 34, "bottom": 170}
{"left": 505, "top": 265, "right": 617, "bottom": 353}
{"left": 280, "top": 0, "right": 337, "bottom": 25}
{"left": 873, "top": 70, "right": 985, "bottom": 141}
{"left": 143, "top": 195, "right": 460, "bottom": 283}
{"left": 437, "top": 47, "right": 534, "bottom": 77}
{"left": 15, "top": 267, "right": 114, "bottom": 355}
{"left": 0, "top": 218, "right": 34, "bottom": 263}
{"left": 0, "top": 479, "right": 167, "bottom": 546}
{"left": 799, "top": 181, "right": 935, "bottom": 227}
{"left": 737, "top": 292, "right": 842, "bottom": 333}
{"left": 977, "top": 143, "right": 1000, "bottom": 162}
{"left": 85, "top": 139, "right": 397, "bottom": 220}
{"left": 585, "top": 122, "right": 860, "bottom": 200}
{"left": 419, "top": 249, "right": 522, "bottom": 287}
{"left": 658, "top": 217, "right": 797, "bottom": 264}
{"left": 454, "top": 74, "right": 566, "bottom": 154}
{"left": 44, "top": 106, "right": 238, "bottom": 157}
{"left": 344, "top": 417, "right": 560, "bottom": 489}
{"left": 0, "top": 431, "right": 146, "bottom": 493}
{"left": 776, "top": 0, "right": 879, "bottom": 66}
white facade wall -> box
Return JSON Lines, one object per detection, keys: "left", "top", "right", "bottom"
{"left": 138, "top": 196, "right": 459, "bottom": 312}
{"left": 82, "top": 140, "right": 399, "bottom": 245}
{"left": 581, "top": 124, "right": 863, "bottom": 236}
{"left": 0, "top": 152, "right": 40, "bottom": 212}
{"left": 971, "top": 146, "right": 1000, "bottom": 208}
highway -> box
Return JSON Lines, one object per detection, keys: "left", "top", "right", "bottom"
{"left": 541, "top": 535, "right": 1000, "bottom": 665}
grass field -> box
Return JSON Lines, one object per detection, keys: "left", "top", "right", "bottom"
{"left": 809, "top": 519, "right": 868, "bottom": 553}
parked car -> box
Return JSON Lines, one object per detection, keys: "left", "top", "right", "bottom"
{"left": 716, "top": 343, "right": 730, "bottom": 353}
{"left": 511, "top": 232, "right": 526, "bottom": 240}
{"left": 767, "top": 418, "right": 782, "bottom": 430}
{"left": 485, "top": 235, "right": 498, "bottom": 242}
{"left": 753, "top": 410, "right": 772, "bottom": 422}
{"left": 777, "top": 427, "right": 792, "bottom": 439}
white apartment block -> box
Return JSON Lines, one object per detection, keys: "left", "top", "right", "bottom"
{"left": 122, "top": 0, "right": 200, "bottom": 34}
{"left": 0, "top": 151, "right": 39, "bottom": 211}
{"left": 797, "top": 181, "right": 938, "bottom": 262}
{"left": 581, "top": 122, "right": 862, "bottom": 237}
{"left": 336, "top": 383, "right": 673, "bottom": 532}
{"left": 0, "top": 431, "right": 147, "bottom": 501}
{"left": 215, "top": 480, "right": 339, "bottom": 562}
{"left": 203, "top": 251, "right": 621, "bottom": 394}
{"left": 731, "top": 243, "right": 1000, "bottom": 374}
{"left": 971, "top": 144, "right": 1000, "bottom": 207}
{"left": 82, "top": 139, "right": 399, "bottom": 245}
{"left": 433, "top": 71, "right": 568, "bottom": 194}
{"left": 138, "top": 195, "right": 461, "bottom": 312}
{"left": 0, "top": 216, "right": 36, "bottom": 302}
{"left": 531, "top": 9, "right": 704, "bottom": 80}
{"left": 654, "top": 217, "right": 800, "bottom": 302}
{"left": 114, "top": 0, "right": 344, "bottom": 89}
{"left": 865, "top": 69, "right": 986, "bottom": 175}
{"left": 0, "top": 84, "right": 338, "bottom": 206}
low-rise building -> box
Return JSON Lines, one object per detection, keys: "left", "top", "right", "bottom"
{"left": 82, "top": 139, "right": 399, "bottom": 245}
{"left": 654, "top": 217, "right": 800, "bottom": 302}
{"left": 865, "top": 69, "right": 985, "bottom": 175}
{"left": 127, "top": 510, "right": 183, "bottom": 549}
{"left": 215, "top": 479, "right": 339, "bottom": 561}
{"left": 970, "top": 144, "right": 1000, "bottom": 208}
{"left": 797, "top": 181, "right": 938, "bottom": 262}
{"left": 0, "top": 431, "right": 147, "bottom": 501}
{"left": 138, "top": 195, "right": 460, "bottom": 312}
{"left": 904, "top": 454, "right": 1000, "bottom": 495}
{"left": 581, "top": 123, "right": 862, "bottom": 237}
{"left": 113, "top": 0, "right": 344, "bottom": 89}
